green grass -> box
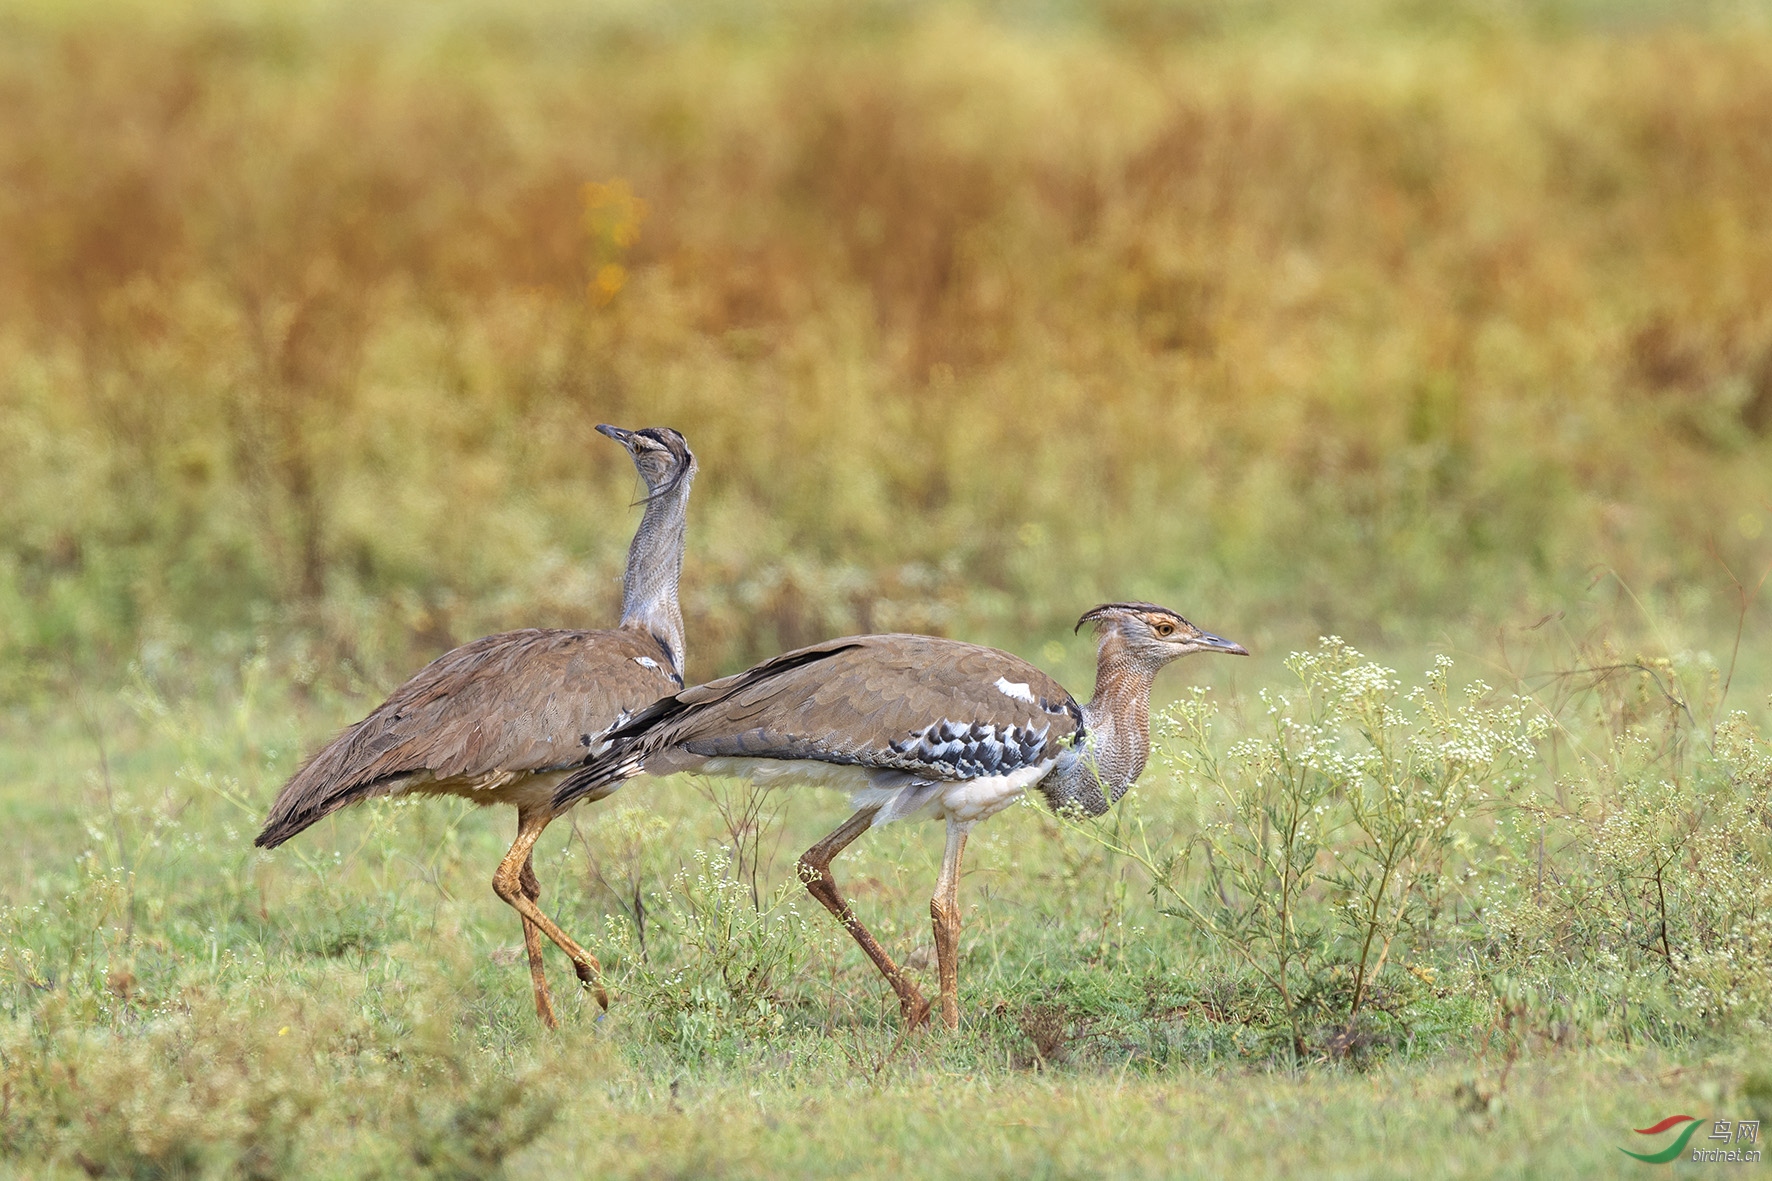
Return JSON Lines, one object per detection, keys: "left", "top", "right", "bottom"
{"left": 526, "top": 1061, "right": 1760, "bottom": 1179}
{"left": 4, "top": 621, "right": 1771, "bottom": 1177}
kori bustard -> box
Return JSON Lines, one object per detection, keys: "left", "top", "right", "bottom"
{"left": 255, "top": 425, "right": 696, "bottom": 1027}
{"left": 552, "top": 602, "right": 1246, "bottom": 1030}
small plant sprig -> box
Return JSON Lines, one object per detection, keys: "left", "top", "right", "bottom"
{"left": 608, "top": 845, "right": 817, "bottom": 1054}
{"left": 1074, "top": 638, "right": 1547, "bottom": 1061}
{"left": 1481, "top": 697, "right": 1772, "bottom": 1042}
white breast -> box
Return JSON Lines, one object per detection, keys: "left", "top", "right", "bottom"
{"left": 931, "top": 760, "right": 1054, "bottom": 823}
{"left": 693, "top": 755, "right": 1054, "bottom": 828}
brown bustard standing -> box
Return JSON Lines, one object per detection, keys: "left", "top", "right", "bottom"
{"left": 255, "top": 425, "right": 696, "bottom": 1027}
{"left": 551, "top": 602, "right": 1246, "bottom": 1030}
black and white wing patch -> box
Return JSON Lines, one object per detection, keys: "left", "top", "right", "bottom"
{"left": 885, "top": 718, "right": 1055, "bottom": 780}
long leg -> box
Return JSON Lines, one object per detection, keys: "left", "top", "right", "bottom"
{"left": 797, "top": 808, "right": 931, "bottom": 1030}
{"left": 517, "top": 851, "right": 555, "bottom": 1028}
{"left": 929, "top": 819, "right": 971, "bottom": 1031}
{"left": 494, "top": 806, "right": 610, "bottom": 1017}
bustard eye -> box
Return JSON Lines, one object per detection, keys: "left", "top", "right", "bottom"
{"left": 1152, "top": 621, "right": 1176, "bottom": 638}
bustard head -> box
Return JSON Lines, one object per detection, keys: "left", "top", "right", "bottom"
{"left": 597, "top": 424, "right": 696, "bottom": 498}
{"left": 1075, "top": 601, "right": 1249, "bottom": 667}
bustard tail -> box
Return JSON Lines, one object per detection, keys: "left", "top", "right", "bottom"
{"left": 256, "top": 731, "right": 415, "bottom": 849}
{"left": 551, "top": 640, "right": 872, "bottom": 809}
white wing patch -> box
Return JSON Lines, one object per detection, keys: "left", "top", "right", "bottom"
{"left": 634, "top": 656, "right": 660, "bottom": 670}
{"left": 994, "top": 677, "right": 1037, "bottom": 704}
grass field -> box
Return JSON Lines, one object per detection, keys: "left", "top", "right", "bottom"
{"left": 5, "top": 630, "right": 1772, "bottom": 1177}
{"left": 5, "top": 0, "right": 1772, "bottom": 1176}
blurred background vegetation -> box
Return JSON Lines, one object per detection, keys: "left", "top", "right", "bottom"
{"left": 5, "top": 0, "right": 1771, "bottom": 705}
{"left": 8, "top": 4, "right": 1772, "bottom": 1176}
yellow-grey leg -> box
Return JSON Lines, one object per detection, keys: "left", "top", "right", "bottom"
{"left": 517, "top": 848, "right": 556, "bottom": 1028}
{"left": 798, "top": 808, "right": 931, "bottom": 1030}
{"left": 929, "top": 819, "right": 971, "bottom": 1031}
{"left": 494, "top": 807, "right": 610, "bottom": 1017}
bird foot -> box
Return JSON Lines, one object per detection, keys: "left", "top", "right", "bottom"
{"left": 574, "top": 962, "right": 611, "bottom": 1009}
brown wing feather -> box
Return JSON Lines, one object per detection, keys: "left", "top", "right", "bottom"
{"left": 553, "top": 635, "right": 1081, "bottom": 809}
{"left": 256, "top": 628, "right": 677, "bottom": 847}
{"left": 679, "top": 635, "right": 1078, "bottom": 763}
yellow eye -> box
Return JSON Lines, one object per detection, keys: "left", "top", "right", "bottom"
{"left": 1152, "top": 621, "right": 1176, "bottom": 638}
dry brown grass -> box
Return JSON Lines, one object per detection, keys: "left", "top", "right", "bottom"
{"left": 2, "top": 2, "right": 1770, "bottom": 695}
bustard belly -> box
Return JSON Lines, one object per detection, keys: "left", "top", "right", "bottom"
{"left": 696, "top": 756, "right": 1055, "bottom": 827}
{"left": 388, "top": 768, "right": 574, "bottom": 813}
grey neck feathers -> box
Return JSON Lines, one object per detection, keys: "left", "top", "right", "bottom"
{"left": 618, "top": 476, "right": 692, "bottom": 677}
{"left": 1040, "top": 636, "right": 1157, "bottom": 818}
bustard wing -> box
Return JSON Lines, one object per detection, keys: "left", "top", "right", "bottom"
{"left": 553, "top": 634, "right": 1082, "bottom": 809}
{"left": 256, "top": 627, "right": 680, "bottom": 847}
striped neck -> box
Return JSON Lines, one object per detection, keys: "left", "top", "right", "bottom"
{"left": 619, "top": 475, "right": 692, "bottom": 677}
{"left": 1040, "top": 639, "right": 1159, "bottom": 817}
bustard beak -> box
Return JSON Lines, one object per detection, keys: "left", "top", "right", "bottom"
{"left": 1196, "top": 631, "right": 1250, "bottom": 656}
{"left": 596, "top": 423, "right": 637, "bottom": 446}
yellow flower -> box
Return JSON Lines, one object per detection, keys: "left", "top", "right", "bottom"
{"left": 591, "top": 263, "right": 628, "bottom": 306}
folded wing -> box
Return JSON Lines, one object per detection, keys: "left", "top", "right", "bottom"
{"left": 257, "top": 628, "right": 679, "bottom": 847}
{"left": 552, "top": 634, "right": 1083, "bottom": 810}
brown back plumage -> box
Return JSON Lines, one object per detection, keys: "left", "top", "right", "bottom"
{"left": 552, "top": 634, "right": 1083, "bottom": 810}
{"left": 256, "top": 627, "right": 678, "bottom": 847}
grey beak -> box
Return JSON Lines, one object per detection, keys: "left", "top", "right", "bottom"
{"left": 1197, "top": 631, "right": 1250, "bottom": 656}
{"left": 596, "top": 423, "right": 636, "bottom": 446}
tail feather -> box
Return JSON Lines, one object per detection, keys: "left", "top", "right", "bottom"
{"left": 550, "top": 640, "right": 863, "bottom": 811}
{"left": 254, "top": 727, "right": 418, "bottom": 848}
{"left": 254, "top": 777, "right": 394, "bottom": 848}
{"left": 550, "top": 749, "right": 649, "bottom": 811}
